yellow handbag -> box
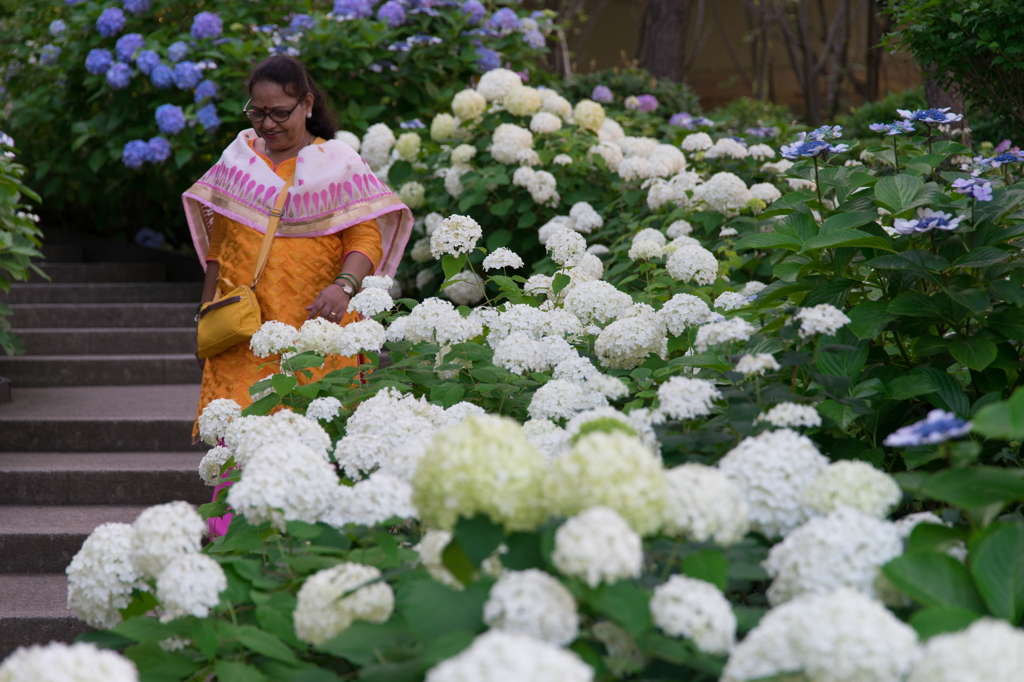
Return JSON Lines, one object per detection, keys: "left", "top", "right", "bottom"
{"left": 195, "top": 168, "right": 297, "bottom": 359}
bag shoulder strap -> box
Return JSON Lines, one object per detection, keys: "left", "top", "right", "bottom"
{"left": 251, "top": 137, "right": 327, "bottom": 288}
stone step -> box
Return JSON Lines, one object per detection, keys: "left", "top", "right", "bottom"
{"left": 12, "top": 328, "right": 195, "bottom": 356}
{"left": 0, "top": 354, "right": 202, "bottom": 387}
{"left": 0, "top": 574, "right": 90, "bottom": 659}
{"left": 8, "top": 303, "right": 195, "bottom": 328}
{"left": 0, "top": 452, "right": 208, "bottom": 506}
{"left": 0, "top": 385, "right": 202, "bottom": 452}
{"left": 37, "top": 244, "right": 84, "bottom": 263}
{"left": 0, "top": 506, "right": 147, "bottom": 573}
{"left": 28, "top": 262, "right": 166, "bottom": 284}
{"left": 1, "top": 282, "right": 202, "bottom": 305}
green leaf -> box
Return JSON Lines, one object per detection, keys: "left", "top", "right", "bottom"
{"left": 887, "top": 291, "right": 948, "bottom": 319}
{"left": 271, "top": 373, "right": 297, "bottom": 398}
{"left": 453, "top": 514, "right": 506, "bottom": 566}
{"left": 972, "top": 388, "right": 1024, "bottom": 441}
{"left": 501, "top": 532, "right": 545, "bottom": 570}
{"left": 396, "top": 579, "right": 489, "bottom": 644}
{"left": 909, "top": 606, "right": 983, "bottom": 639}
{"left": 949, "top": 335, "right": 998, "bottom": 371}
{"left": 800, "top": 229, "right": 892, "bottom": 253}
{"left": 235, "top": 625, "right": 299, "bottom": 665}
{"left": 488, "top": 198, "right": 514, "bottom": 216}
{"left": 970, "top": 522, "right": 1024, "bottom": 623}
{"left": 430, "top": 382, "right": 465, "bottom": 408}
{"left": 74, "top": 630, "right": 135, "bottom": 650}
{"left": 123, "top": 643, "right": 200, "bottom": 680}
{"left": 317, "top": 618, "right": 416, "bottom": 666}
{"left": 590, "top": 582, "right": 652, "bottom": 637}
{"left": 914, "top": 367, "right": 970, "bottom": 417}
{"left": 112, "top": 617, "right": 176, "bottom": 643}
{"left": 681, "top": 550, "right": 728, "bottom": 591}
{"left": 441, "top": 538, "right": 477, "bottom": 586}
{"left": 952, "top": 246, "right": 1009, "bottom": 269}
{"left": 733, "top": 233, "right": 802, "bottom": 251}
{"left": 882, "top": 551, "right": 987, "bottom": 612}
{"left": 551, "top": 272, "right": 571, "bottom": 295}
{"left": 874, "top": 174, "right": 940, "bottom": 213}
{"left": 423, "top": 629, "right": 476, "bottom": 667}
{"left": 214, "top": 661, "right": 268, "bottom": 682}
{"left": 819, "top": 210, "right": 880, "bottom": 233}
{"left": 921, "top": 467, "right": 1024, "bottom": 509}
{"left": 986, "top": 307, "right": 1024, "bottom": 339}
{"left": 846, "top": 301, "right": 896, "bottom": 339}
{"left": 441, "top": 254, "right": 467, "bottom": 282}
{"left": 887, "top": 375, "right": 938, "bottom": 401}
{"left": 388, "top": 160, "right": 412, "bottom": 186}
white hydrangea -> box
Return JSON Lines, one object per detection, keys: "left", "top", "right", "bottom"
{"left": 649, "top": 144, "right": 687, "bottom": 176}
{"left": 717, "top": 429, "right": 829, "bottom": 538}
{"left": 740, "top": 281, "right": 766, "bottom": 297}
{"left": 565, "top": 251, "right": 604, "bottom": 280}
{"left": 443, "top": 270, "right": 486, "bottom": 306}
{"left": 569, "top": 201, "right": 603, "bottom": 233}
{"left": 720, "top": 226, "right": 738, "bottom": 238}
{"left": 387, "top": 297, "right": 482, "bottom": 346}
{"left": 415, "top": 529, "right": 461, "bottom": 588}
{"left": 347, "top": 287, "right": 394, "bottom": 318}
{"left": 228, "top": 409, "right": 331, "bottom": 468}
{"left": 666, "top": 244, "right": 718, "bottom": 285}
{"left": 334, "top": 130, "right": 361, "bottom": 152}
{"left": 491, "top": 123, "right": 534, "bottom": 165}
{"left": 594, "top": 315, "right": 664, "bottom": 370}
{"left": 657, "top": 293, "right": 715, "bottom": 335}
{"left": 761, "top": 159, "right": 794, "bottom": 174}
{"left": 430, "top": 113, "right": 457, "bottom": 142}
{"left": 493, "top": 332, "right": 550, "bottom": 375}
{"left": 553, "top": 153, "right": 573, "bottom": 165}
{"left": 395, "top": 132, "right": 422, "bottom": 162}
{"left": 665, "top": 219, "right": 693, "bottom": 239}
{"left": 657, "top": 376, "right": 721, "bottom": 420}
{"left": 431, "top": 214, "right": 482, "bottom": 259}
{"left": 681, "top": 132, "right": 713, "bottom": 151}
{"left": 444, "top": 163, "right": 472, "bottom": 197}
{"left": 747, "top": 143, "right": 776, "bottom": 160}
{"left": 714, "top": 291, "right": 749, "bottom": 312}
{"left": 0, "top": 642, "right": 140, "bottom": 682}
{"left": 618, "top": 136, "right": 659, "bottom": 158}
{"left": 545, "top": 431, "right": 667, "bottom": 535}
{"left": 129, "top": 501, "right": 205, "bottom": 579}
{"left": 293, "top": 563, "right": 395, "bottom": 646}
{"left": 588, "top": 142, "right": 624, "bottom": 170}
{"left": 692, "top": 172, "right": 753, "bottom": 217}
{"left": 598, "top": 116, "right": 625, "bottom": 142}
{"left": 484, "top": 303, "right": 546, "bottom": 345}
{"left": 197, "top": 398, "right": 241, "bottom": 446}
{"left": 794, "top": 304, "right": 851, "bottom": 338}
{"left": 907, "top": 618, "right": 1024, "bottom": 682}
{"left": 412, "top": 414, "right": 547, "bottom": 531}
{"left": 563, "top": 281, "right": 631, "bottom": 325}
{"left": 506, "top": 86, "right": 542, "bottom": 116}
{"left": 664, "top": 464, "right": 749, "bottom": 545}
{"left": 646, "top": 179, "right": 678, "bottom": 210}
{"left": 66, "top": 523, "right": 144, "bottom": 629}
{"left": 572, "top": 99, "right": 605, "bottom": 132}
{"left": 334, "top": 318, "right": 386, "bottom": 356}
{"left": 628, "top": 238, "right": 663, "bottom": 260}
{"left": 296, "top": 317, "right": 344, "bottom": 356}
{"left": 721, "top": 589, "right": 919, "bottom": 682}
{"left": 198, "top": 445, "right": 231, "bottom": 486}
{"left": 585, "top": 374, "right": 631, "bottom": 401}
{"left": 704, "top": 138, "right": 749, "bottom": 160}
{"left": 694, "top": 317, "right": 756, "bottom": 353}
{"left": 476, "top": 68, "right": 523, "bottom": 102}
{"left": 564, "top": 406, "right": 658, "bottom": 452}
{"left": 362, "top": 274, "right": 393, "bottom": 291}
{"left": 522, "top": 418, "right": 571, "bottom": 461}
{"left": 650, "top": 575, "right": 736, "bottom": 655}
{"left": 735, "top": 353, "right": 780, "bottom": 376}
{"left": 398, "top": 181, "right": 425, "bottom": 209}
{"left": 802, "top": 461, "right": 902, "bottom": 518}
{"left": 329, "top": 471, "right": 417, "bottom": 527}
{"left": 553, "top": 356, "right": 599, "bottom": 385}
{"left": 512, "top": 165, "right": 535, "bottom": 188}
{"left": 552, "top": 506, "right": 643, "bottom": 587}
{"left": 360, "top": 123, "right": 396, "bottom": 172}
{"left": 155, "top": 553, "right": 226, "bottom": 622}
{"left": 451, "top": 143, "right": 477, "bottom": 165}
{"left": 616, "top": 156, "right": 652, "bottom": 181}
{"left": 537, "top": 215, "right": 572, "bottom": 245}
{"left": 527, "top": 170, "right": 559, "bottom": 206}
{"left": 250, "top": 320, "right": 299, "bottom": 358}
{"left": 410, "top": 237, "right": 432, "bottom": 262}
{"left": 539, "top": 90, "right": 574, "bottom": 120}
{"left": 482, "top": 247, "right": 524, "bottom": 271}
{"left": 305, "top": 396, "right": 342, "bottom": 422}
{"left": 227, "top": 441, "right": 339, "bottom": 531}
{"left": 424, "top": 631, "right": 593, "bottom": 682}
{"left": 528, "top": 378, "right": 608, "bottom": 422}
{"left": 546, "top": 229, "right": 587, "bottom": 265}
{"left": 758, "top": 402, "right": 822, "bottom": 428}
{"left": 483, "top": 569, "right": 579, "bottom": 646}
{"left": 749, "top": 182, "right": 782, "bottom": 204}
{"left": 452, "top": 88, "right": 487, "bottom": 120}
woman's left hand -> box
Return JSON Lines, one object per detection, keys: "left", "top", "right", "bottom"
{"left": 306, "top": 284, "right": 350, "bottom": 322}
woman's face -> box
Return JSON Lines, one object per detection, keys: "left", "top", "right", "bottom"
{"left": 248, "top": 80, "right": 315, "bottom": 151}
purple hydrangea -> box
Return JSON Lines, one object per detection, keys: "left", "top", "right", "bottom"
{"left": 883, "top": 409, "right": 971, "bottom": 447}
{"left": 993, "top": 139, "right": 1013, "bottom": 154}
{"left": 155, "top": 103, "right": 186, "bottom": 134}
{"left": 377, "top": 1, "right": 406, "bottom": 27}
{"left": 196, "top": 103, "right": 220, "bottom": 131}
{"left": 66, "top": 0, "right": 86, "bottom": 4}
{"left": 105, "top": 62, "right": 132, "bottom": 90}
{"left": 523, "top": 30, "right": 545, "bottom": 49}
{"left": 172, "top": 61, "right": 201, "bottom": 90}
{"left": 39, "top": 45, "right": 62, "bottom": 67}
{"left": 123, "top": 0, "right": 151, "bottom": 14}
{"left": 951, "top": 177, "right": 993, "bottom": 202}
{"left": 987, "top": 151, "right": 1022, "bottom": 169}
{"left": 194, "top": 79, "right": 218, "bottom": 103}
{"left": 475, "top": 46, "right": 501, "bottom": 72}
{"left": 136, "top": 50, "right": 160, "bottom": 75}
{"left": 461, "top": 0, "right": 486, "bottom": 25}
{"left": 591, "top": 85, "right": 613, "bottom": 103}
{"left": 147, "top": 136, "right": 171, "bottom": 163}
{"left": 808, "top": 124, "right": 843, "bottom": 141}
{"left": 167, "top": 41, "right": 189, "bottom": 63}
{"left": 122, "top": 139, "right": 150, "bottom": 169}
{"left": 746, "top": 126, "right": 779, "bottom": 138}
{"left": 487, "top": 7, "right": 519, "bottom": 32}
{"left": 115, "top": 33, "right": 146, "bottom": 63}
{"left": 669, "top": 112, "right": 713, "bottom": 129}
{"left": 49, "top": 19, "right": 66, "bottom": 36}
{"left": 636, "top": 94, "right": 658, "bottom": 113}
{"left": 400, "top": 118, "right": 425, "bottom": 129}
{"left": 290, "top": 14, "right": 315, "bottom": 30}
{"left": 85, "top": 49, "right": 114, "bottom": 75}
{"left": 868, "top": 120, "right": 915, "bottom": 137}
{"left": 150, "top": 63, "right": 173, "bottom": 89}
{"left": 96, "top": 7, "right": 126, "bottom": 38}
{"left": 898, "top": 107, "right": 963, "bottom": 125}
{"left": 191, "top": 11, "right": 223, "bottom": 40}
{"left": 780, "top": 132, "right": 849, "bottom": 159}
{"left": 892, "top": 208, "right": 963, "bottom": 235}
{"left": 333, "top": 0, "right": 374, "bottom": 19}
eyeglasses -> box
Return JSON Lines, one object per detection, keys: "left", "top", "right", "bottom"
{"left": 242, "top": 99, "right": 301, "bottom": 123}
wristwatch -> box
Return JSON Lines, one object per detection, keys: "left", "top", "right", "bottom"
{"left": 334, "top": 279, "right": 356, "bottom": 296}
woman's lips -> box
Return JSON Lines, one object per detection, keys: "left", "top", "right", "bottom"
{"left": 263, "top": 131, "right": 282, "bottom": 139}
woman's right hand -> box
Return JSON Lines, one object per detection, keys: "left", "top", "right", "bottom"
{"left": 194, "top": 342, "right": 205, "bottom": 371}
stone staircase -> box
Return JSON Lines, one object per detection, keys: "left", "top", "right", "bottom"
{"left": 0, "top": 232, "right": 208, "bottom": 657}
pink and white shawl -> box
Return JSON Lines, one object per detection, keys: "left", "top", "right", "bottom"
{"left": 182, "top": 129, "right": 412, "bottom": 277}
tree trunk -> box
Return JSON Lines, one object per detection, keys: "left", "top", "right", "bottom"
{"left": 924, "top": 67, "right": 972, "bottom": 148}
{"left": 639, "top": 0, "right": 693, "bottom": 82}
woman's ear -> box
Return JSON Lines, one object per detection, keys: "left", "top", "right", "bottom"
{"left": 304, "top": 92, "right": 315, "bottom": 115}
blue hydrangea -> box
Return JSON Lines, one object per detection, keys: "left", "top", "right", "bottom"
{"left": 115, "top": 33, "right": 146, "bottom": 63}
{"left": 39, "top": 45, "right": 62, "bottom": 67}
{"left": 290, "top": 14, "right": 315, "bottom": 30}
{"left": 400, "top": 119, "right": 425, "bottom": 129}
{"left": 487, "top": 7, "right": 519, "bottom": 32}
{"left": 868, "top": 121, "right": 915, "bottom": 137}
{"left": 591, "top": 85, "right": 613, "bottom": 103}
{"left": 892, "top": 208, "right": 963, "bottom": 235}
{"left": 808, "top": 125, "right": 843, "bottom": 141}
{"left": 155, "top": 103, "right": 186, "bottom": 134}
{"left": 147, "top": 136, "right": 171, "bottom": 163}
{"left": 123, "top": 0, "right": 151, "bottom": 14}
{"left": 85, "top": 48, "right": 114, "bottom": 76}
{"left": 333, "top": 0, "right": 373, "bottom": 19}
{"left": 988, "top": 151, "right": 1021, "bottom": 168}
{"left": 196, "top": 103, "right": 220, "bottom": 131}
{"left": 194, "top": 79, "right": 218, "bottom": 103}
{"left": 96, "top": 7, "right": 126, "bottom": 38}
{"left": 136, "top": 50, "right": 160, "bottom": 75}
{"left": 475, "top": 46, "right": 500, "bottom": 72}
{"left": 191, "top": 11, "right": 223, "bottom": 40}
{"left": 461, "top": 0, "right": 485, "bottom": 25}
{"left": 898, "top": 107, "right": 963, "bottom": 125}
{"left": 746, "top": 126, "right": 780, "bottom": 138}
{"left": 105, "top": 62, "right": 132, "bottom": 90}
{"left": 883, "top": 409, "right": 971, "bottom": 447}
{"left": 523, "top": 30, "right": 545, "bottom": 49}
{"left": 172, "top": 61, "right": 201, "bottom": 90}
{"left": 150, "top": 63, "right": 173, "bottom": 89}
{"left": 377, "top": 1, "right": 406, "bottom": 27}
{"left": 167, "top": 41, "right": 189, "bottom": 63}
{"left": 780, "top": 133, "right": 849, "bottom": 160}
{"left": 122, "top": 139, "right": 150, "bottom": 169}
{"left": 48, "top": 20, "right": 66, "bottom": 36}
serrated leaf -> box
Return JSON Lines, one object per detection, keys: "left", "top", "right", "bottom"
{"left": 972, "top": 388, "right": 1024, "bottom": 441}
{"left": 949, "top": 335, "right": 997, "bottom": 371}
{"left": 952, "top": 246, "right": 1009, "bottom": 269}
{"left": 921, "top": 467, "right": 1024, "bottom": 509}
{"left": 970, "top": 522, "right": 1024, "bottom": 623}
{"left": 882, "top": 551, "right": 987, "bottom": 612}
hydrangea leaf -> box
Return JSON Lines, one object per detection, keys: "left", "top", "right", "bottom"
{"left": 124, "top": 642, "right": 201, "bottom": 679}
{"left": 969, "top": 521, "right": 1024, "bottom": 623}
{"left": 909, "top": 606, "right": 983, "bottom": 640}
{"left": 949, "top": 335, "right": 998, "bottom": 371}
{"left": 882, "top": 551, "right": 986, "bottom": 612}
{"left": 972, "top": 388, "right": 1024, "bottom": 441}
{"left": 920, "top": 466, "right": 1024, "bottom": 509}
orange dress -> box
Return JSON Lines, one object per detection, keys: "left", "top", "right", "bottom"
{"left": 192, "top": 141, "right": 383, "bottom": 441}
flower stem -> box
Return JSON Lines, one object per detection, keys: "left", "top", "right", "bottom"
{"left": 892, "top": 135, "right": 900, "bottom": 173}
{"left": 813, "top": 158, "right": 823, "bottom": 216}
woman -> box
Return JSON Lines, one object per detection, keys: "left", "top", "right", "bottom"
{"left": 183, "top": 56, "right": 412, "bottom": 442}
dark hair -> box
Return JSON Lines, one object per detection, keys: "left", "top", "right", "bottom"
{"left": 247, "top": 56, "right": 336, "bottom": 140}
